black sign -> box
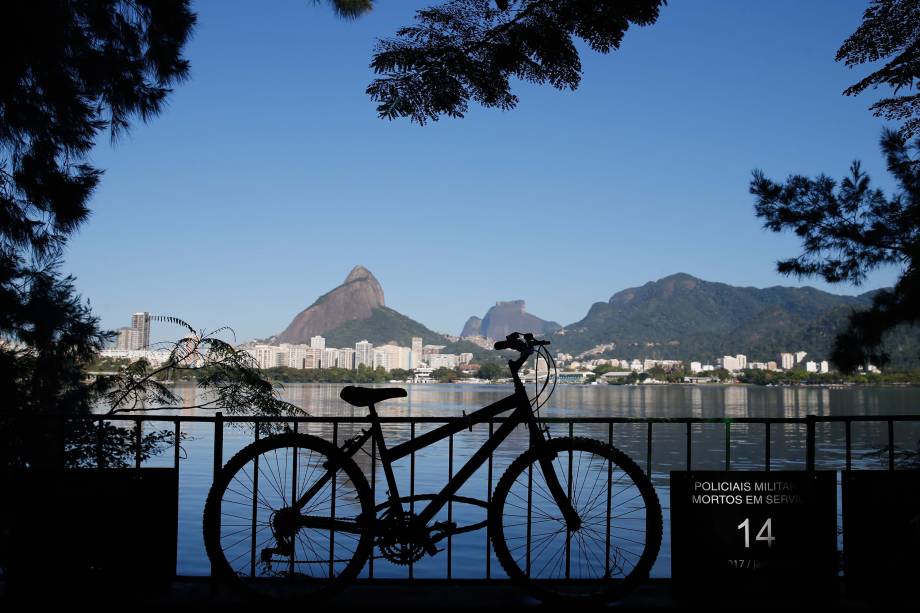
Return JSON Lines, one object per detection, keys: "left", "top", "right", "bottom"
{"left": 670, "top": 471, "right": 837, "bottom": 598}
{"left": 843, "top": 471, "right": 920, "bottom": 600}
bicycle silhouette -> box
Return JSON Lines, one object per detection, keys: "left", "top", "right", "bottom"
{"left": 204, "top": 332, "right": 662, "bottom": 603}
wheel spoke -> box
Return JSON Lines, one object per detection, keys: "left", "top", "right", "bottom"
{"left": 493, "top": 438, "right": 662, "bottom": 601}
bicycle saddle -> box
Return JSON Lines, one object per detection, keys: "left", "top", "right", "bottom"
{"left": 340, "top": 385, "right": 407, "bottom": 407}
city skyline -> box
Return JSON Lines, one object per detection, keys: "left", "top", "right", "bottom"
{"left": 63, "top": 0, "right": 900, "bottom": 342}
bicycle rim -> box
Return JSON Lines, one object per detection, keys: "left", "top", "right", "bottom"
{"left": 490, "top": 436, "right": 662, "bottom": 603}
{"left": 203, "top": 433, "right": 373, "bottom": 601}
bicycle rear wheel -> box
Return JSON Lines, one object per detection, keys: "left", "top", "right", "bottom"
{"left": 490, "top": 436, "right": 662, "bottom": 603}
{"left": 203, "top": 433, "right": 373, "bottom": 601}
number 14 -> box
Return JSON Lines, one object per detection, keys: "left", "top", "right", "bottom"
{"left": 738, "top": 518, "right": 774, "bottom": 548}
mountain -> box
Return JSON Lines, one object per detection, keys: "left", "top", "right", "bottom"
{"left": 277, "top": 265, "right": 385, "bottom": 344}
{"left": 460, "top": 300, "right": 561, "bottom": 339}
{"left": 276, "top": 266, "right": 482, "bottom": 354}
{"left": 551, "top": 273, "right": 919, "bottom": 366}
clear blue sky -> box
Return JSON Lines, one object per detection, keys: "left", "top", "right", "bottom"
{"left": 65, "top": 0, "right": 902, "bottom": 342}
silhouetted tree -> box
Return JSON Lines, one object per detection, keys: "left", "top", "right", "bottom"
{"left": 750, "top": 129, "right": 919, "bottom": 372}
{"left": 837, "top": 0, "right": 920, "bottom": 138}
{"left": 0, "top": 1, "right": 196, "bottom": 467}
{"left": 367, "top": 0, "right": 665, "bottom": 124}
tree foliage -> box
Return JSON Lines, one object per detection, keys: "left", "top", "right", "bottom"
{"left": 97, "top": 318, "right": 300, "bottom": 418}
{"left": 837, "top": 0, "right": 920, "bottom": 138}
{"left": 751, "top": 129, "right": 920, "bottom": 372}
{"left": 0, "top": 1, "right": 196, "bottom": 259}
{"left": 367, "top": 0, "right": 665, "bottom": 124}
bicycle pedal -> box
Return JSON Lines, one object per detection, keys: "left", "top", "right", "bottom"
{"left": 431, "top": 521, "right": 457, "bottom": 532}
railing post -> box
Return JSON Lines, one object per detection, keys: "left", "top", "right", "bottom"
{"left": 888, "top": 419, "right": 895, "bottom": 471}
{"left": 764, "top": 422, "right": 771, "bottom": 471}
{"left": 134, "top": 419, "right": 142, "bottom": 469}
{"left": 724, "top": 420, "right": 731, "bottom": 471}
{"left": 646, "top": 422, "right": 653, "bottom": 473}
{"left": 96, "top": 418, "right": 105, "bottom": 469}
{"left": 213, "top": 412, "right": 224, "bottom": 482}
{"left": 486, "top": 420, "right": 493, "bottom": 580}
{"left": 211, "top": 412, "right": 223, "bottom": 584}
{"left": 845, "top": 420, "right": 852, "bottom": 471}
{"left": 806, "top": 415, "right": 816, "bottom": 471}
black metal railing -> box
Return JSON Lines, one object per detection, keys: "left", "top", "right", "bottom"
{"left": 17, "top": 412, "right": 920, "bottom": 578}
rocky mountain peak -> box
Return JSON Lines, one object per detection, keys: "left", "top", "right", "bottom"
{"left": 276, "top": 265, "right": 386, "bottom": 344}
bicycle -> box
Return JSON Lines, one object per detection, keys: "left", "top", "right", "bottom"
{"left": 203, "top": 332, "right": 663, "bottom": 603}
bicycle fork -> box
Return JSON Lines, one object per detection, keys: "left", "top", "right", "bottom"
{"left": 528, "top": 419, "right": 582, "bottom": 531}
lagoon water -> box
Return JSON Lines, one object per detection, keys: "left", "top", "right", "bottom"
{"left": 115, "top": 382, "right": 920, "bottom": 578}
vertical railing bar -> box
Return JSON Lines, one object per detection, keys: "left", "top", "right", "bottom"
{"left": 211, "top": 411, "right": 223, "bottom": 580}
{"left": 409, "top": 421, "right": 415, "bottom": 580}
{"left": 448, "top": 432, "right": 453, "bottom": 580}
{"left": 97, "top": 417, "right": 105, "bottom": 469}
{"left": 525, "top": 463, "right": 532, "bottom": 578}
{"left": 686, "top": 422, "right": 692, "bottom": 471}
{"left": 290, "top": 420, "right": 298, "bottom": 577}
{"left": 173, "top": 420, "right": 180, "bottom": 473}
{"left": 724, "top": 420, "right": 731, "bottom": 471}
{"left": 369, "top": 431, "right": 376, "bottom": 579}
{"left": 134, "top": 419, "right": 142, "bottom": 469}
{"left": 213, "top": 412, "right": 224, "bottom": 483}
{"left": 250, "top": 423, "right": 260, "bottom": 577}
{"left": 806, "top": 416, "right": 816, "bottom": 471}
{"left": 605, "top": 422, "right": 613, "bottom": 577}
{"left": 845, "top": 420, "right": 852, "bottom": 471}
{"left": 764, "top": 422, "right": 771, "bottom": 471}
{"left": 888, "top": 420, "right": 895, "bottom": 471}
{"left": 329, "top": 421, "right": 338, "bottom": 580}
{"left": 486, "top": 420, "right": 493, "bottom": 580}
{"left": 646, "top": 422, "right": 653, "bottom": 474}
{"left": 565, "top": 426, "right": 573, "bottom": 580}
{"left": 173, "top": 419, "right": 180, "bottom": 578}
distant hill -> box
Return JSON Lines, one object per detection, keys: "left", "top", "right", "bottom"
{"left": 551, "top": 273, "right": 919, "bottom": 366}
{"left": 276, "top": 266, "right": 482, "bottom": 355}
{"left": 461, "top": 300, "right": 561, "bottom": 339}
{"left": 272, "top": 269, "right": 919, "bottom": 368}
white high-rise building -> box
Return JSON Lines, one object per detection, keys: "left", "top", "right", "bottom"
{"left": 690, "top": 361, "right": 702, "bottom": 373}
{"left": 411, "top": 337, "right": 423, "bottom": 368}
{"left": 310, "top": 336, "right": 326, "bottom": 350}
{"left": 287, "top": 344, "right": 309, "bottom": 369}
{"left": 116, "top": 327, "right": 132, "bottom": 350}
{"left": 820, "top": 360, "right": 829, "bottom": 373}
{"left": 336, "top": 348, "right": 355, "bottom": 369}
{"left": 795, "top": 351, "right": 808, "bottom": 364}
{"left": 129, "top": 312, "right": 150, "bottom": 350}
{"left": 736, "top": 354, "right": 748, "bottom": 370}
{"left": 778, "top": 353, "right": 795, "bottom": 370}
{"left": 805, "top": 361, "right": 818, "bottom": 373}
{"left": 428, "top": 354, "right": 459, "bottom": 369}
{"left": 322, "top": 348, "right": 338, "bottom": 369}
{"left": 248, "top": 345, "right": 279, "bottom": 370}
{"left": 304, "top": 348, "right": 323, "bottom": 369}
{"left": 355, "top": 340, "right": 373, "bottom": 368}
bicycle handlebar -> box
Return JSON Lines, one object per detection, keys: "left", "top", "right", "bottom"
{"left": 493, "top": 332, "right": 550, "bottom": 353}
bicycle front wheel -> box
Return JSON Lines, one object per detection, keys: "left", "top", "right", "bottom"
{"left": 203, "top": 433, "right": 374, "bottom": 601}
{"left": 490, "top": 436, "right": 662, "bottom": 603}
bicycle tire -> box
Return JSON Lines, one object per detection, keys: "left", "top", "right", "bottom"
{"left": 203, "top": 433, "right": 374, "bottom": 601}
{"left": 490, "top": 436, "right": 662, "bottom": 604}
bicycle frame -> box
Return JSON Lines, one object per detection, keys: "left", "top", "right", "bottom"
{"left": 293, "top": 372, "right": 580, "bottom": 543}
